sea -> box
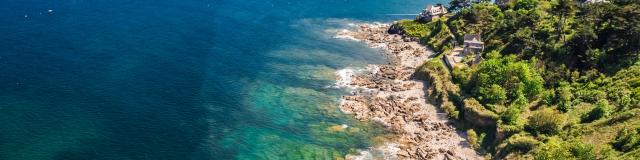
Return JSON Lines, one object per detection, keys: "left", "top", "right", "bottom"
{"left": 0, "top": 0, "right": 443, "bottom": 159}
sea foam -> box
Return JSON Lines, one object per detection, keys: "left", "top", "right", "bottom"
{"left": 346, "top": 143, "right": 400, "bottom": 160}
{"left": 333, "top": 65, "right": 379, "bottom": 89}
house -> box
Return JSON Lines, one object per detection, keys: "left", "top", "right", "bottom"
{"left": 443, "top": 34, "right": 484, "bottom": 69}
{"left": 583, "top": 0, "right": 609, "bottom": 4}
{"left": 495, "top": 0, "right": 515, "bottom": 7}
{"left": 418, "top": 5, "right": 448, "bottom": 22}
{"left": 463, "top": 34, "right": 484, "bottom": 55}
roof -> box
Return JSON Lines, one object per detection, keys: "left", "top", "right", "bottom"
{"left": 463, "top": 34, "right": 482, "bottom": 42}
{"left": 422, "top": 5, "right": 447, "bottom": 16}
{"left": 584, "top": 0, "right": 609, "bottom": 3}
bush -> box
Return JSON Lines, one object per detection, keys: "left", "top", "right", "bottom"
{"left": 464, "top": 98, "right": 500, "bottom": 127}
{"left": 396, "top": 20, "right": 431, "bottom": 37}
{"left": 612, "top": 127, "right": 640, "bottom": 152}
{"left": 452, "top": 66, "right": 473, "bottom": 90}
{"left": 396, "top": 19, "right": 455, "bottom": 53}
{"left": 527, "top": 108, "right": 566, "bottom": 135}
{"left": 467, "top": 129, "right": 480, "bottom": 150}
{"left": 501, "top": 106, "right": 521, "bottom": 125}
{"left": 470, "top": 57, "right": 544, "bottom": 106}
{"left": 499, "top": 122, "right": 525, "bottom": 134}
{"left": 568, "top": 141, "right": 597, "bottom": 160}
{"left": 540, "top": 89, "right": 556, "bottom": 106}
{"left": 442, "top": 101, "right": 460, "bottom": 120}
{"left": 533, "top": 138, "right": 599, "bottom": 160}
{"left": 607, "top": 109, "right": 638, "bottom": 125}
{"left": 505, "top": 134, "right": 540, "bottom": 153}
{"left": 478, "top": 84, "right": 508, "bottom": 104}
{"left": 581, "top": 99, "right": 613, "bottom": 123}
{"left": 533, "top": 138, "right": 571, "bottom": 160}
{"left": 556, "top": 82, "right": 573, "bottom": 112}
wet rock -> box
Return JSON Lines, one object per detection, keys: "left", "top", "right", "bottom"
{"left": 338, "top": 23, "right": 480, "bottom": 160}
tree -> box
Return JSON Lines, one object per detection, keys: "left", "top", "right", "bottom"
{"left": 550, "top": 0, "right": 577, "bottom": 42}
{"left": 478, "top": 84, "right": 508, "bottom": 104}
{"left": 471, "top": 57, "right": 544, "bottom": 105}
{"left": 449, "top": 0, "right": 473, "bottom": 11}
{"left": 515, "top": 0, "right": 539, "bottom": 10}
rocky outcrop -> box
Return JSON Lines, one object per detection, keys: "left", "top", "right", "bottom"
{"left": 337, "top": 24, "right": 480, "bottom": 160}
{"left": 387, "top": 23, "right": 405, "bottom": 35}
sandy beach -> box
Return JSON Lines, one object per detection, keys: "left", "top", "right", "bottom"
{"left": 335, "top": 23, "right": 480, "bottom": 160}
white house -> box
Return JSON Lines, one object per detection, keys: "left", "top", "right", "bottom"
{"left": 418, "top": 5, "right": 448, "bottom": 22}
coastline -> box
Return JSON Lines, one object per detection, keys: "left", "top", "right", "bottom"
{"left": 335, "top": 23, "right": 480, "bottom": 159}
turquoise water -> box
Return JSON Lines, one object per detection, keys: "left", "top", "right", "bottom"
{"left": 0, "top": 0, "right": 441, "bottom": 159}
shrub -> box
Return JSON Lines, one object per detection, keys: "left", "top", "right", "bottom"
{"left": 396, "top": 20, "right": 431, "bottom": 37}
{"left": 464, "top": 98, "right": 500, "bottom": 127}
{"left": 556, "top": 82, "right": 573, "bottom": 112}
{"left": 478, "top": 84, "right": 508, "bottom": 104}
{"left": 540, "top": 89, "right": 556, "bottom": 105}
{"left": 499, "top": 123, "right": 524, "bottom": 134}
{"left": 533, "top": 138, "right": 599, "bottom": 160}
{"left": 533, "top": 138, "right": 571, "bottom": 160}
{"left": 505, "top": 134, "right": 539, "bottom": 153}
{"left": 612, "top": 127, "right": 640, "bottom": 152}
{"left": 470, "top": 57, "right": 544, "bottom": 106}
{"left": 501, "top": 106, "right": 521, "bottom": 125}
{"left": 568, "top": 141, "right": 596, "bottom": 160}
{"left": 581, "top": 99, "right": 613, "bottom": 123}
{"left": 442, "top": 101, "right": 460, "bottom": 120}
{"left": 421, "top": 59, "right": 451, "bottom": 101}
{"left": 527, "top": 108, "right": 566, "bottom": 135}
{"left": 452, "top": 66, "right": 473, "bottom": 90}
{"left": 607, "top": 109, "right": 638, "bottom": 125}
{"left": 467, "top": 129, "right": 480, "bottom": 149}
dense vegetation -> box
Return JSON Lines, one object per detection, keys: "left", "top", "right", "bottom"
{"left": 403, "top": 0, "right": 640, "bottom": 159}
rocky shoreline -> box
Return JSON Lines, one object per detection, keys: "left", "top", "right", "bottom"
{"left": 336, "top": 23, "right": 479, "bottom": 160}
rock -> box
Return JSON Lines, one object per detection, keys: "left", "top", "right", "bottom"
{"left": 387, "top": 23, "right": 403, "bottom": 35}
{"left": 338, "top": 23, "right": 479, "bottom": 160}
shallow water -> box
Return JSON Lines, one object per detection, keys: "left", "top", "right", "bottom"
{"left": 0, "top": 0, "right": 443, "bottom": 159}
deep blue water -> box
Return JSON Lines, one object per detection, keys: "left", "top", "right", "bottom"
{"left": 0, "top": 0, "right": 441, "bottom": 159}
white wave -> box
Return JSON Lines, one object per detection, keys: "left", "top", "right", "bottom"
{"left": 369, "top": 43, "right": 388, "bottom": 49}
{"left": 320, "top": 19, "right": 390, "bottom": 42}
{"left": 334, "top": 68, "right": 356, "bottom": 88}
{"left": 346, "top": 143, "right": 400, "bottom": 160}
{"left": 333, "top": 34, "right": 361, "bottom": 41}
{"left": 331, "top": 29, "right": 360, "bottom": 41}
{"left": 365, "top": 65, "right": 380, "bottom": 75}
{"left": 332, "top": 65, "right": 381, "bottom": 89}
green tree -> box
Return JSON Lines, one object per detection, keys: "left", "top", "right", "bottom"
{"left": 478, "top": 84, "right": 508, "bottom": 104}
{"left": 449, "top": 0, "right": 472, "bottom": 11}
{"left": 557, "top": 81, "right": 573, "bottom": 112}
{"left": 550, "top": 0, "right": 576, "bottom": 42}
